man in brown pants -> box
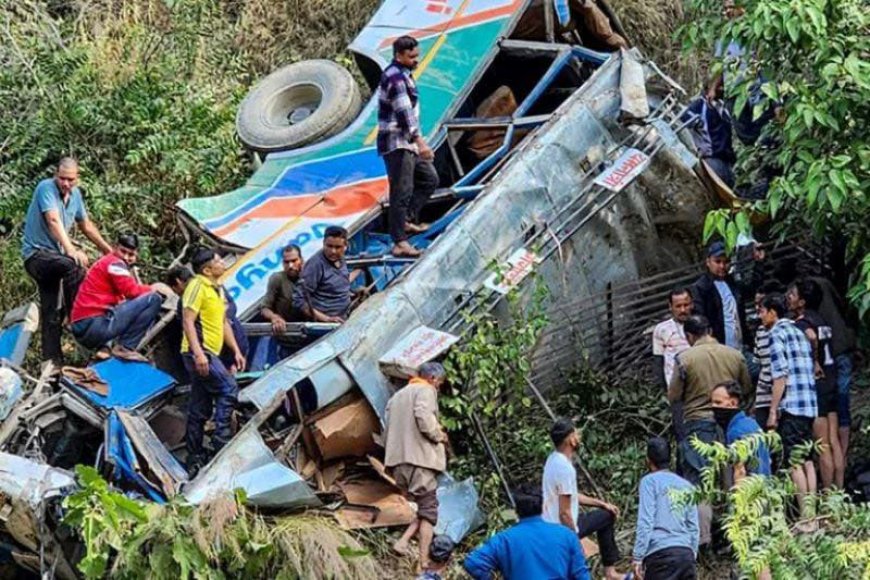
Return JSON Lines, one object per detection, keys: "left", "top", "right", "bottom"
{"left": 384, "top": 361, "right": 448, "bottom": 569}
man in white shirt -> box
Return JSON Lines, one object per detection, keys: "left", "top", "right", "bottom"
{"left": 652, "top": 288, "right": 693, "bottom": 441}
{"left": 543, "top": 418, "right": 624, "bottom": 580}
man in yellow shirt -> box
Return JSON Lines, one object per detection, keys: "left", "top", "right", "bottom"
{"left": 181, "top": 248, "right": 246, "bottom": 473}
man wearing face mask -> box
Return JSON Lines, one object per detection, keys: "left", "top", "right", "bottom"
{"left": 377, "top": 35, "right": 439, "bottom": 258}
{"left": 711, "top": 380, "right": 771, "bottom": 482}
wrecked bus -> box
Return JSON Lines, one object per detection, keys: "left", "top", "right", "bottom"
{"left": 0, "top": 0, "right": 718, "bottom": 575}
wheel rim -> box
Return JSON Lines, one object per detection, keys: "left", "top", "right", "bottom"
{"left": 264, "top": 83, "right": 323, "bottom": 128}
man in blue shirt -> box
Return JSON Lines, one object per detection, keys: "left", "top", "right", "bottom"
{"left": 711, "top": 380, "right": 772, "bottom": 480}
{"left": 293, "top": 226, "right": 353, "bottom": 322}
{"left": 464, "top": 482, "right": 590, "bottom": 580}
{"left": 21, "top": 157, "right": 112, "bottom": 364}
{"left": 632, "top": 437, "right": 699, "bottom": 580}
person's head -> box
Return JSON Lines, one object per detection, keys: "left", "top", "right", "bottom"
{"left": 723, "top": 0, "right": 744, "bottom": 19}
{"left": 787, "top": 278, "right": 822, "bottom": 315}
{"left": 758, "top": 293, "right": 787, "bottom": 328}
{"left": 418, "top": 361, "right": 446, "bottom": 389}
{"left": 191, "top": 247, "right": 226, "bottom": 281}
{"left": 282, "top": 244, "right": 303, "bottom": 280}
{"left": 427, "top": 535, "right": 455, "bottom": 571}
{"left": 114, "top": 232, "right": 140, "bottom": 265}
{"left": 646, "top": 437, "right": 671, "bottom": 471}
{"left": 165, "top": 265, "right": 194, "bottom": 296}
{"left": 512, "top": 482, "right": 544, "bottom": 519}
{"left": 392, "top": 35, "right": 420, "bottom": 70}
{"left": 668, "top": 287, "right": 693, "bottom": 323}
{"left": 711, "top": 380, "right": 743, "bottom": 431}
{"left": 550, "top": 417, "right": 579, "bottom": 452}
{"left": 755, "top": 280, "right": 783, "bottom": 312}
{"left": 705, "top": 241, "right": 730, "bottom": 280}
{"left": 322, "top": 226, "right": 348, "bottom": 263}
{"left": 54, "top": 157, "right": 80, "bottom": 197}
{"left": 683, "top": 314, "right": 711, "bottom": 345}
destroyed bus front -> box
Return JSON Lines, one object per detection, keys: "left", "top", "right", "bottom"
{"left": 0, "top": 0, "right": 719, "bottom": 574}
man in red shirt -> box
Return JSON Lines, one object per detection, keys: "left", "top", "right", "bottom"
{"left": 70, "top": 233, "right": 171, "bottom": 360}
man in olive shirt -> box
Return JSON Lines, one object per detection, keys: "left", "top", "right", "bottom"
{"left": 261, "top": 244, "right": 303, "bottom": 334}
{"left": 668, "top": 314, "right": 750, "bottom": 547}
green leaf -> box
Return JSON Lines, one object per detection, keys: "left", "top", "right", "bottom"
{"left": 785, "top": 17, "right": 800, "bottom": 43}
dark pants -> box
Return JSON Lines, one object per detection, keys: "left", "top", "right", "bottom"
{"left": 183, "top": 353, "right": 239, "bottom": 464}
{"left": 644, "top": 547, "right": 697, "bottom": 580}
{"left": 679, "top": 419, "right": 721, "bottom": 486}
{"left": 71, "top": 292, "right": 163, "bottom": 350}
{"left": 705, "top": 157, "right": 735, "bottom": 188}
{"left": 384, "top": 149, "right": 438, "bottom": 243}
{"left": 577, "top": 508, "right": 620, "bottom": 567}
{"left": 24, "top": 250, "right": 85, "bottom": 363}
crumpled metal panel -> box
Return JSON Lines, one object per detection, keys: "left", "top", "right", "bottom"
{"left": 0, "top": 452, "right": 74, "bottom": 508}
{"left": 435, "top": 475, "right": 485, "bottom": 543}
{"left": 183, "top": 427, "right": 320, "bottom": 509}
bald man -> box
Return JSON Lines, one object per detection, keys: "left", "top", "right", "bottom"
{"left": 22, "top": 157, "right": 112, "bottom": 364}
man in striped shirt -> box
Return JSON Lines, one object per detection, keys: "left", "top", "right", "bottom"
{"left": 752, "top": 283, "right": 782, "bottom": 429}
{"left": 377, "top": 35, "right": 439, "bottom": 258}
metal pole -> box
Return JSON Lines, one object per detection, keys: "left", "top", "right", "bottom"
{"left": 470, "top": 412, "right": 516, "bottom": 509}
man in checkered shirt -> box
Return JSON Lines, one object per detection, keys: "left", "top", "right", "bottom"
{"left": 759, "top": 292, "right": 817, "bottom": 523}
{"left": 377, "top": 35, "right": 439, "bottom": 258}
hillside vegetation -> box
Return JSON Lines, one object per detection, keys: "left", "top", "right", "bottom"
{"left": 0, "top": 0, "right": 694, "bottom": 312}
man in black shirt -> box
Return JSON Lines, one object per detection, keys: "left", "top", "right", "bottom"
{"left": 261, "top": 244, "right": 303, "bottom": 333}
{"left": 788, "top": 278, "right": 844, "bottom": 489}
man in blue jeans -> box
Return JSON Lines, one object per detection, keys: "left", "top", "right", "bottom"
{"left": 70, "top": 233, "right": 172, "bottom": 360}
{"left": 181, "top": 248, "right": 246, "bottom": 473}
{"left": 464, "top": 482, "right": 590, "bottom": 580}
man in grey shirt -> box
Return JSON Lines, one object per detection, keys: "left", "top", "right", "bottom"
{"left": 293, "top": 226, "right": 352, "bottom": 322}
{"left": 633, "top": 437, "right": 698, "bottom": 580}
{"left": 261, "top": 244, "right": 303, "bottom": 334}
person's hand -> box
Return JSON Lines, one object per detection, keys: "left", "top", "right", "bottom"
{"left": 72, "top": 249, "right": 90, "bottom": 268}
{"left": 814, "top": 362, "right": 825, "bottom": 380}
{"left": 270, "top": 316, "right": 287, "bottom": 335}
{"left": 417, "top": 139, "right": 434, "bottom": 161}
{"left": 194, "top": 352, "right": 209, "bottom": 377}
{"left": 601, "top": 502, "right": 620, "bottom": 518}
{"left": 234, "top": 351, "right": 246, "bottom": 373}
{"left": 752, "top": 244, "right": 766, "bottom": 262}
{"left": 325, "top": 315, "right": 344, "bottom": 324}
{"left": 633, "top": 561, "right": 644, "bottom": 580}
{"left": 766, "top": 412, "right": 778, "bottom": 430}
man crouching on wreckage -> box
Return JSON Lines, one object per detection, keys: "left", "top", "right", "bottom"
{"left": 383, "top": 361, "right": 449, "bottom": 571}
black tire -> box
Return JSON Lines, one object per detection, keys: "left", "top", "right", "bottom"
{"left": 236, "top": 59, "right": 362, "bottom": 152}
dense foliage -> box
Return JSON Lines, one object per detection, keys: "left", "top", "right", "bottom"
{"left": 684, "top": 433, "right": 870, "bottom": 579}
{"left": 64, "top": 466, "right": 380, "bottom": 579}
{"left": 680, "top": 0, "right": 870, "bottom": 315}
{"left": 0, "top": 0, "right": 378, "bottom": 311}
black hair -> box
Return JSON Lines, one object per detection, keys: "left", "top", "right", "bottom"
{"left": 792, "top": 278, "right": 823, "bottom": 311}
{"left": 117, "top": 232, "right": 139, "bottom": 250}
{"left": 323, "top": 225, "right": 348, "bottom": 240}
{"left": 392, "top": 35, "right": 418, "bottom": 56}
{"left": 683, "top": 314, "right": 711, "bottom": 337}
{"left": 283, "top": 244, "right": 302, "bottom": 258}
{"left": 713, "top": 379, "right": 743, "bottom": 402}
{"left": 761, "top": 293, "right": 788, "bottom": 318}
{"left": 758, "top": 280, "right": 784, "bottom": 296}
{"left": 165, "top": 265, "right": 194, "bottom": 286}
{"left": 647, "top": 437, "right": 671, "bottom": 470}
{"left": 428, "top": 535, "right": 455, "bottom": 564}
{"left": 550, "top": 417, "right": 575, "bottom": 447}
{"left": 513, "top": 482, "right": 544, "bottom": 519}
{"left": 668, "top": 286, "right": 692, "bottom": 304}
{"left": 191, "top": 247, "right": 218, "bottom": 274}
